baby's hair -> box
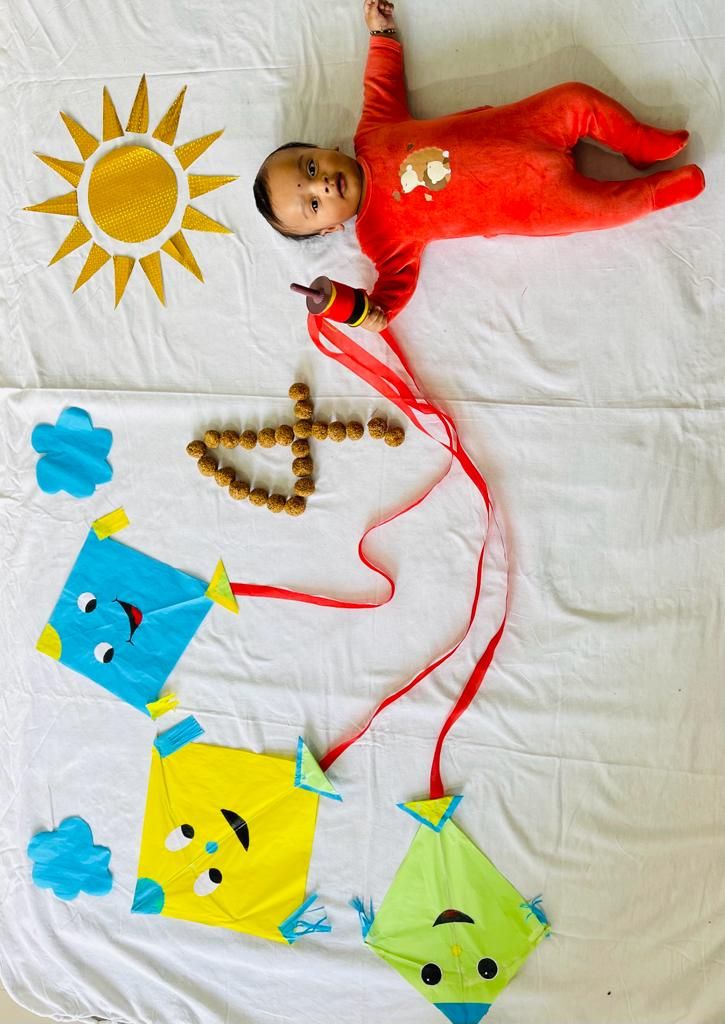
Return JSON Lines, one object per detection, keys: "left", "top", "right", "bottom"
{"left": 254, "top": 142, "right": 320, "bottom": 241}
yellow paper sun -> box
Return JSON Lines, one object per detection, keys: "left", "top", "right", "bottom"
{"left": 25, "top": 76, "right": 237, "bottom": 307}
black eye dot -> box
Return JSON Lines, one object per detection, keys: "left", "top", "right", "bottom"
{"left": 209, "top": 868, "right": 222, "bottom": 884}
{"left": 477, "top": 957, "right": 498, "bottom": 980}
{"left": 421, "top": 963, "right": 442, "bottom": 986}
{"left": 181, "top": 824, "right": 194, "bottom": 839}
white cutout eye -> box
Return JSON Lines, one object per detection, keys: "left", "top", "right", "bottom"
{"left": 194, "top": 868, "right": 222, "bottom": 896}
{"left": 165, "top": 824, "right": 195, "bottom": 851}
{"left": 77, "top": 592, "right": 97, "bottom": 613}
{"left": 93, "top": 642, "right": 114, "bottom": 664}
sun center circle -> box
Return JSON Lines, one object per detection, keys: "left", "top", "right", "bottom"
{"left": 88, "top": 145, "right": 178, "bottom": 243}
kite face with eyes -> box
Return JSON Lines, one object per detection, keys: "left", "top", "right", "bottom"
{"left": 36, "top": 529, "right": 213, "bottom": 713}
{"left": 132, "top": 742, "right": 321, "bottom": 942}
{"left": 364, "top": 815, "right": 549, "bottom": 1024}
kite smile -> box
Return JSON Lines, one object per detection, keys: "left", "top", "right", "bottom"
{"left": 115, "top": 598, "right": 143, "bottom": 641}
{"left": 221, "top": 808, "right": 250, "bottom": 851}
{"left": 433, "top": 908, "right": 475, "bottom": 927}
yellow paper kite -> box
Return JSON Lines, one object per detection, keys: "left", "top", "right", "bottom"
{"left": 25, "top": 76, "right": 237, "bottom": 307}
{"left": 132, "top": 725, "right": 339, "bottom": 943}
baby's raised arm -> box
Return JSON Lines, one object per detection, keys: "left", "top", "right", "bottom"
{"left": 363, "top": 0, "right": 397, "bottom": 34}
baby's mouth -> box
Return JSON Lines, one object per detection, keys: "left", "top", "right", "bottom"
{"left": 336, "top": 172, "right": 346, "bottom": 198}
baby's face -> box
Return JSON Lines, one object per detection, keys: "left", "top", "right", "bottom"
{"left": 264, "top": 146, "right": 364, "bottom": 236}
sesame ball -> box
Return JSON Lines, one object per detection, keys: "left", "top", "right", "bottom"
{"left": 267, "top": 493, "right": 287, "bottom": 513}
{"left": 186, "top": 440, "right": 206, "bottom": 459}
{"left": 293, "top": 419, "right": 313, "bottom": 439}
{"left": 221, "top": 429, "right": 240, "bottom": 449}
{"left": 229, "top": 479, "right": 250, "bottom": 500}
{"left": 258, "top": 427, "right": 277, "bottom": 448}
{"left": 346, "top": 420, "right": 364, "bottom": 440}
{"left": 367, "top": 416, "right": 387, "bottom": 439}
{"left": 275, "top": 424, "right": 294, "bottom": 446}
{"left": 291, "top": 439, "right": 310, "bottom": 457}
{"left": 292, "top": 456, "right": 314, "bottom": 477}
{"left": 328, "top": 420, "right": 346, "bottom": 442}
{"left": 294, "top": 477, "right": 315, "bottom": 497}
{"left": 311, "top": 421, "right": 328, "bottom": 440}
{"left": 249, "top": 487, "right": 268, "bottom": 506}
{"left": 288, "top": 382, "right": 310, "bottom": 401}
{"left": 285, "top": 495, "right": 307, "bottom": 516}
{"left": 294, "top": 399, "right": 314, "bottom": 420}
{"left": 204, "top": 429, "right": 221, "bottom": 448}
{"left": 240, "top": 429, "right": 257, "bottom": 450}
{"left": 384, "top": 426, "right": 405, "bottom": 447}
{"left": 197, "top": 455, "right": 217, "bottom": 476}
{"left": 215, "top": 466, "right": 236, "bottom": 487}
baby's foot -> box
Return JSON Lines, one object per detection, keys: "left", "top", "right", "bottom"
{"left": 650, "top": 163, "right": 705, "bottom": 210}
{"left": 629, "top": 127, "right": 690, "bottom": 170}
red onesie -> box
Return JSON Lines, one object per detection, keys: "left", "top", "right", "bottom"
{"left": 354, "top": 38, "right": 705, "bottom": 322}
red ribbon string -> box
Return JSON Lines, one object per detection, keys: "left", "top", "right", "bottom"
{"left": 228, "top": 313, "right": 507, "bottom": 800}
{"left": 306, "top": 315, "right": 508, "bottom": 799}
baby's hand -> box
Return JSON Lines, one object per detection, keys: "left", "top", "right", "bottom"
{"left": 361, "top": 303, "right": 389, "bottom": 332}
{"left": 364, "top": 0, "right": 396, "bottom": 33}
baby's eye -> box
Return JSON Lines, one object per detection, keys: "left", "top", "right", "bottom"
{"left": 307, "top": 159, "right": 316, "bottom": 176}
{"left": 311, "top": 197, "right": 319, "bottom": 213}
{"left": 194, "top": 867, "right": 222, "bottom": 896}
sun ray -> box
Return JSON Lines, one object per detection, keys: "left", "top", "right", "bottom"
{"left": 102, "top": 87, "right": 124, "bottom": 142}
{"left": 140, "top": 252, "right": 165, "bottom": 305}
{"left": 181, "top": 206, "right": 232, "bottom": 234}
{"left": 25, "top": 192, "right": 79, "bottom": 217}
{"left": 126, "top": 76, "right": 149, "bottom": 134}
{"left": 60, "top": 112, "right": 98, "bottom": 160}
{"left": 73, "top": 243, "right": 110, "bottom": 291}
{"left": 153, "top": 87, "right": 187, "bottom": 146}
{"left": 35, "top": 154, "right": 84, "bottom": 187}
{"left": 49, "top": 220, "right": 91, "bottom": 265}
{"left": 188, "top": 174, "right": 238, "bottom": 199}
{"left": 113, "top": 255, "right": 135, "bottom": 307}
{"left": 161, "top": 230, "right": 203, "bottom": 282}
{"left": 174, "top": 130, "right": 223, "bottom": 170}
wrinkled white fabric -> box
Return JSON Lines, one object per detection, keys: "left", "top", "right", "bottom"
{"left": 1, "top": 1, "right": 724, "bottom": 1022}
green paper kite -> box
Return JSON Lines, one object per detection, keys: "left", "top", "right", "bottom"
{"left": 352, "top": 796, "right": 549, "bottom": 1023}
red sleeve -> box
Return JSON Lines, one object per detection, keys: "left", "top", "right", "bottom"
{"left": 356, "top": 37, "right": 410, "bottom": 136}
{"left": 369, "top": 244, "right": 422, "bottom": 322}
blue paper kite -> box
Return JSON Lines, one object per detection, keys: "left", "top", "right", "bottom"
{"left": 32, "top": 407, "right": 113, "bottom": 498}
{"left": 36, "top": 513, "right": 233, "bottom": 714}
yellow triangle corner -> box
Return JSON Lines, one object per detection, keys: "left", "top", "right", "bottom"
{"left": 205, "top": 559, "right": 238, "bottom": 614}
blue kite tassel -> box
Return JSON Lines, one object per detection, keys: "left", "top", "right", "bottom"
{"left": 154, "top": 716, "right": 204, "bottom": 758}
{"left": 521, "top": 895, "right": 550, "bottom": 929}
{"left": 278, "top": 893, "right": 332, "bottom": 945}
{"left": 350, "top": 896, "right": 375, "bottom": 939}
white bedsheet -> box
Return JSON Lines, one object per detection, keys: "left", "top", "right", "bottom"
{"left": 2, "top": 1, "right": 724, "bottom": 1021}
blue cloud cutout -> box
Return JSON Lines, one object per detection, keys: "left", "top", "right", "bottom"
{"left": 32, "top": 407, "right": 112, "bottom": 498}
{"left": 27, "top": 816, "right": 113, "bottom": 901}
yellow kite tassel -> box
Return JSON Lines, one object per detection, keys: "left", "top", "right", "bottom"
{"left": 146, "top": 692, "right": 179, "bottom": 719}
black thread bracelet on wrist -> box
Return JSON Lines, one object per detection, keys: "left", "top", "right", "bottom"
{"left": 370, "top": 28, "right": 397, "bottom": 35}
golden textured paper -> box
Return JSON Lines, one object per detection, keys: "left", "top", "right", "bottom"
{"left": 26, "top": 76, "right": 236, "bottom": 306}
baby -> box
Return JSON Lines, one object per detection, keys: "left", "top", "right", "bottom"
{"left": 254, "top": 0, "right": 705, "bottom": 331}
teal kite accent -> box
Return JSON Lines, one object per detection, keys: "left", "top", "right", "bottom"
{"left": 154, "top": 716, "right": 204, "bottom": 758}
